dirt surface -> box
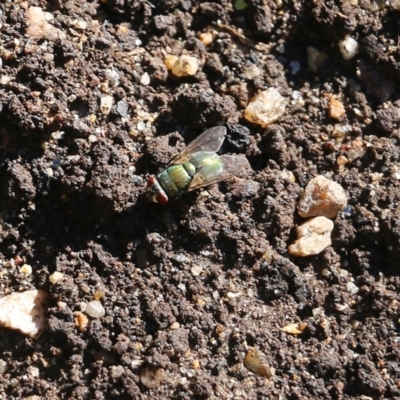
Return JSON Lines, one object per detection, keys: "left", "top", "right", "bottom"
{"left": 0, "top": 0, "right": 400, "bottom": 399}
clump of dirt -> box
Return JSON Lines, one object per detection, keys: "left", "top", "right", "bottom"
{"left": 0, "top": 0, "right": 399, "bottom": 399}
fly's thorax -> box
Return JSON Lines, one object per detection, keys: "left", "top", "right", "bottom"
{"left": 191, "top": 152, "right": 224, "bottom": 179}
{"left": 182, "top": 162, "right": 196, "bottom": 177}
{"left": 157, "top": 163, "right": 196, "bottom": 199}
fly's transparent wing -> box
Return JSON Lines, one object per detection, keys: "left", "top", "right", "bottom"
{"left": 171, "top": 126, "right": 227, "bottom": 164}
{"left": 187, "top": 154, "right": 251, "bottom": 191}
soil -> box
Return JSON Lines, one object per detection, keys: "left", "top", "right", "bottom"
{"left": 0, "top": 0, "right": 399, "bottom": 399}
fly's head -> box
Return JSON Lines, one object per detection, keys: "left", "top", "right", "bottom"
{"left": 147, "top": 176, "right": 169, "bottom": 205}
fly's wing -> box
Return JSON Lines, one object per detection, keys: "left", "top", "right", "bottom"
{"left": 187, "top": 154, "right": 251, "bottom": 191}
{"left": 171, "top": 126, "right": 227, "bottom": 164}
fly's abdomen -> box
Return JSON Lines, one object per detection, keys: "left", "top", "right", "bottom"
{"left": 158, "top": 163, "right": 196, "bottom": 198}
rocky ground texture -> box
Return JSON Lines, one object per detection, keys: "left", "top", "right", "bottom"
{"left": 0, "top": 0, "right": 399, "bottom": 399}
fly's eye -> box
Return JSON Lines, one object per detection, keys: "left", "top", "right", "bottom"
{"left": 156, "top": 192, "right": 168, "bottom": 205}
{"left": 147, "top": 176, "right": 156, "bottom": 186}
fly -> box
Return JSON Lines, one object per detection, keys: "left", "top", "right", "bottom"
{"left": 147, "top": 126, "right": 251, "bottom": 204}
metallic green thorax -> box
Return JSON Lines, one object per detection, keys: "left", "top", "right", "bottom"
{"left": 157, "top": 152, "right": 223, "bottom": 199}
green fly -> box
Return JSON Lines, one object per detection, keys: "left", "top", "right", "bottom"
{"left": 147, "top": 126, "right": 250, "bottom": 204}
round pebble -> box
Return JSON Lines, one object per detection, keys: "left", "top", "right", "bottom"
{"left": 49, "top": 271, "right": 64, "bottom": 284}
{"left": 244, "top": 88, "right": 287, "bottom": 127}
{"left": 110, "top": 365, "right": 124, "bottom": 379}
{"left": 85, "top": 300, "right": 105, "bottom": 319}
{"left": 338, "top": 36, "right": 359, "bottom": 60}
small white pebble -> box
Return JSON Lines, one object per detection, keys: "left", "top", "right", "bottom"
{"left": 338, "top": 36, "right": 359, "bottom": 60}
{"left": 110, "top": 365, "right": 124, "bottom": 379}
{"left": 244, "top": 88, "right": 287, "bottom": 127}
{"left": 88, "top": 135, "right": 98, "bottom": 143}
{"left": 72, "top": 19, "right": 87, "bottom": 30}
{"left": 191, "top": 265, "right": 203, "bottom": 276}
{"left": 106, "top": 69, "right": 120, "bottom": 82}
{"left": 177, "top": 283, "right": 186, "bottom": 293}
{"left": 227, "top": 292, "right": 241, "bottom": 299}
{"left": 49, "top": 271, "right": 64, "bottom": 284}
{"left": 165, "top": 54, "right": 199, "bottom": 77}
{"left": 100, "top": 95, "right": 113, "bottom": 115}
{"left": 0, "top": 290, "right": 47, "bottom": 338}
{"left": 85, "top": 300, "right": 105, "bottom": 319}
{"left": 137, "top": 121, "right": 145, "bottom": 131}
{"left": 347, "top": 282, "right": 359, "bottom": 295}
{"left": 20, "top": 264, "right": 32, "bottom": 276}
{"left": 292, "top": 90, "right": 302, "bottom": 100}
{"left": 0, "top": 76, "right": 11, "bottom": 85}
{"left": 288, "top": 217, "right": 334, "bottom": 257}
{"left": 131, "top": 359, "right": 143, "bottom": 368}
{"left": 28, "top": 366, "right": 40, "bottom": 378}
{"left": 51, "top": 131, "right": 64, "bottom": 140}
{"left": 140, "top": 72, "right": 150, "bottom": 85}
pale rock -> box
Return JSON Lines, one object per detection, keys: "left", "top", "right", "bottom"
{"left": 165, "top": 55, "right": 199, "bottom": 77}
{"left": 20, "top": 264, "right": 32, "bottom": 276}
{"left": 288, "top": 217, "right": 334, "bottom": 257}
{"left": 199, "top": 32, "right": 213, "bottom": 46}
{"left": 191, "top": 265, "right": 203, "bottom": 276}
{"left": 298, "top": 175, "right": 347, "bottom": 218}
{"left": 85, "top": 300, "right": 105, "bottom": 319}
{"left": 110, "top": 365, "right": 124, "bottom": 379}
{"left": 72, "top": 19, "right": 88, "bottom": 30}
{"left": 0, "top": 290, "right": 48, "bottom": 338}
{"left": 347, "top": 282, "right": 359, "bottom": 295}
{"left": 338, "top": 36, "right": 359, "bottom": 60}
{"left": 26, "top": 7, "right": 66, "bottom": 41}
{"left": 49, "top": 271, "right": 64, "bottom": 284}
{"left": 100, "top": 95, "right": 113, "bottom": 115}
{"left": 244, "top": 88, "right": 287, "bottom": 127}
{"left": 140, "top": 72, "right": 150, "bottom": 85}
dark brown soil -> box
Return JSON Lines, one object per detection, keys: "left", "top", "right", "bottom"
{"left": 0, "top": 0, "right": 400, "bottom": 399}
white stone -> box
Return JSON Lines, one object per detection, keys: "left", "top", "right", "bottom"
{"left": 244, "top": 88, "right": 287, "bottom": 127}
{"left": 20, "top": 264, "right": 32, "bottom": 276}
{"left": 288, "top": 217, "right": 334, "bottom": 257}
{"left": 100, "top": 95, "right": 113, "bottom": 115}
{"left": 49, "top": 271, "right": 64, "bottom": 284}
{"left": 0, "top": 290, "right": 48, "bottom": 338}
{"left": 85, "top": 300, "right": 105, "bottom": 319}
{"left": 140, "top": 72, "right": 150, "bottom": 85}
{"left": 338, "top": 36, "right": 359, "bottom": 60}
{"left": 166, "top": 54, "right": 199, "bottom": 77}
{"left": 347, "top": 282, "right": 359, "bottom": 295}
{"left": 110, "top": 365, "right": 124, "bottom": 379}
